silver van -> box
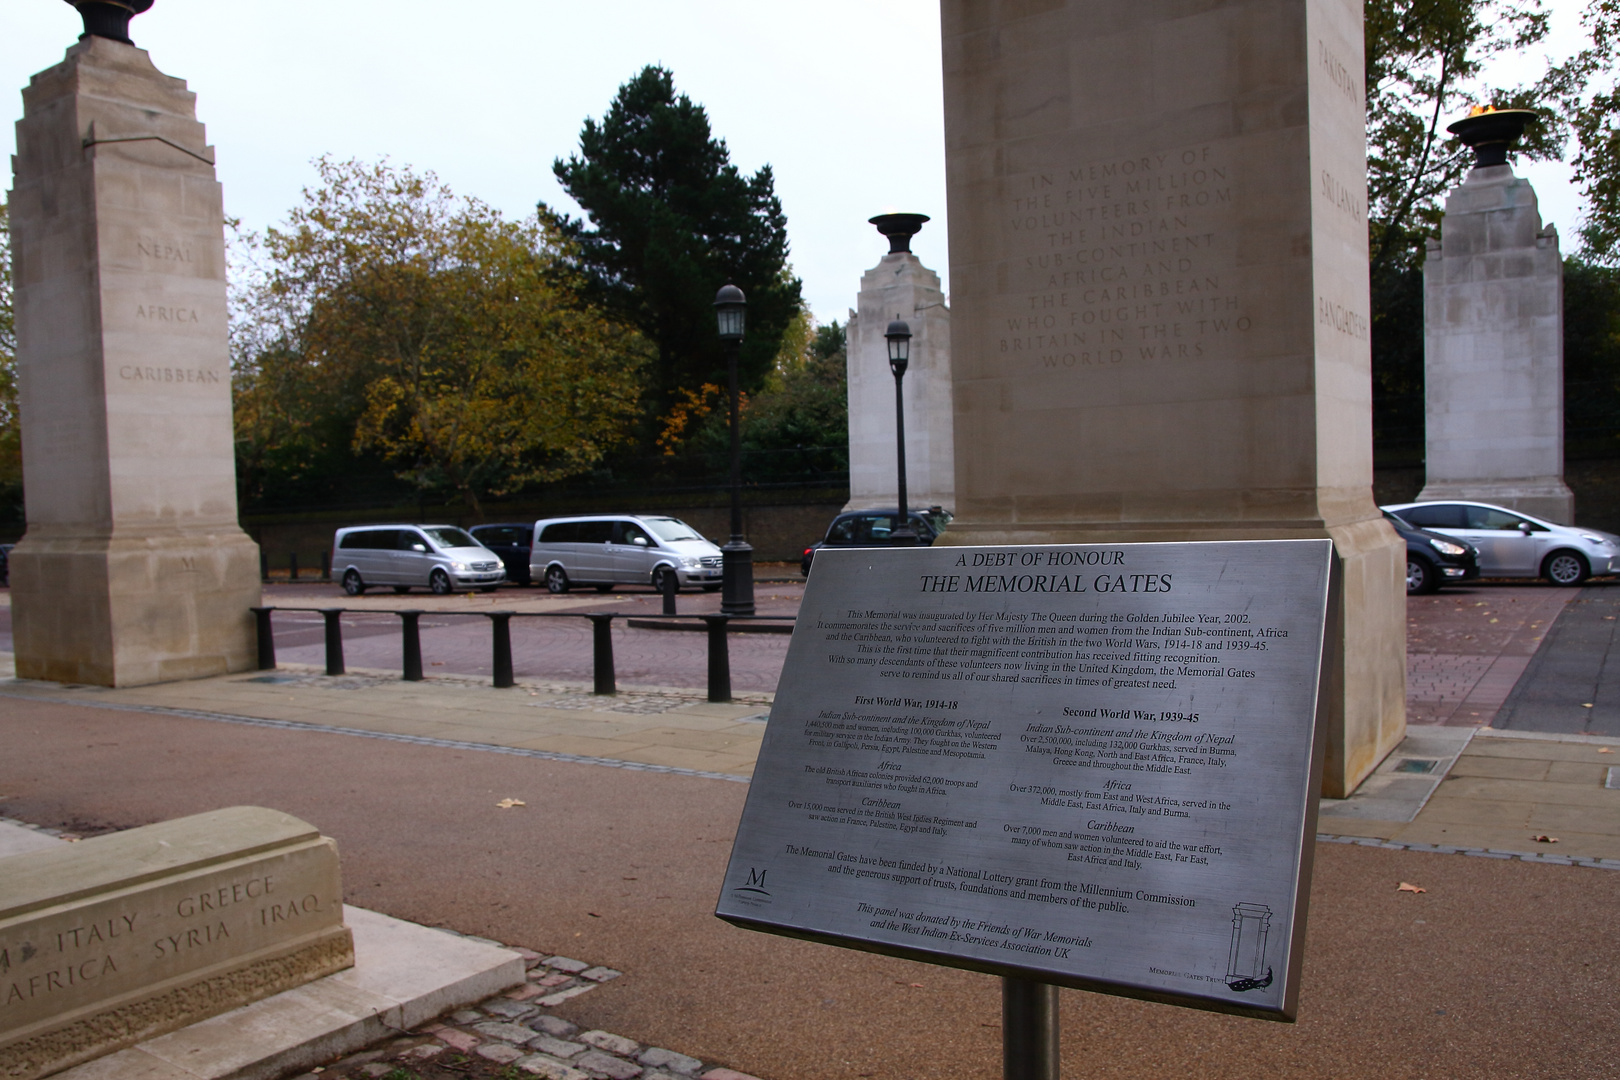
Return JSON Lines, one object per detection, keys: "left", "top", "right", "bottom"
{"left": 529, "top": 515, "right": 723, "bottom": 593}
{"left": 332, "top": 524, "right": 505, "bottom": 595}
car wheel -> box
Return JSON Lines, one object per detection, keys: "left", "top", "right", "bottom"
{"left": 430, "top": 569, "right": 454, "bottom": 595}
{"left": 1405, "top": 556, "right": 1438, "bottom": 596}
{"left": 342, "top": 569, "right": 366, "bottom": 596}
{"left": 651, "top": 566, "right": 678, "bottom": 594}
{"left": 595, "top": 583, "right": 614, "bottom": 593}
{"left": 545, "top": 566, "right": 570, "bottom": 594}
{"left": 1543, "top": 549, "right": 1590, "bottom": 586}
{"left": 392, "top": 585, "right": 411, "bottom": 594}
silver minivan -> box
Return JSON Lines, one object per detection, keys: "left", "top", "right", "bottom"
{"left": 529, "top": 515, "right": 723, "bottom": 593}
{"left": 333, "top": 524, "right": 506, "bottom": 595}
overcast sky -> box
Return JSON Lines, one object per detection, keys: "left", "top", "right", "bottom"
{"left": 1, "top": 1, "right": 1593, "bottom": 323}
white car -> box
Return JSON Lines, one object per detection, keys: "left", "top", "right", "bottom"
{"left": 1381, "top": 501, "right": 1620, "bottom": 585}
{"left": 333, "top": 524, "right": 506, "bottom": 595}
{"left": 529, "top": 515, "right": 724, "bottom": 593}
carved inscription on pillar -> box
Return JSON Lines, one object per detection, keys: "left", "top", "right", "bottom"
{"left": 999, "top": 145, "right": 1243, "bottom": 372}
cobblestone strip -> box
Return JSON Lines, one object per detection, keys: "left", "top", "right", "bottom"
{"left": 285, "top": 928, "right": 764, "bottom": 1080}
{"left": 1318, "top": 832, "right": 1620, "bottom": 870}
{"left": 0, "top": 691, "right": 751, "bottom": 783}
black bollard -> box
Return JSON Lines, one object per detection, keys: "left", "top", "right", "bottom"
{"left": 661, "top": 568, "right": 678, "bottom": 615}
{"left": 589, "top": 614, "right": 616, "bottom": 695}
{"left": 399, "top": 610, "right": 423, "bottom": 682}
{"left": 289, "top": 552, "right": 299, "bottom": 581}
{"left": 703, "top": 615, "right": 731, "bottom": 703}
{"left": 250, "top": 607, "right": 276, "bottom": 670}
{"left": 320, "top": 609, "right": 345, "bottom": 676}
{"left": 1002, "top": 978, "right": 1059, "bottom": 1080}
{"left": 490, "top": 612, "right": 514, "bottom": 688}
{"left": 260, "top": 551, "right": 269, "bottom": 582}
{"left": 321, "top": 551, "right": 331, "bottom": 580}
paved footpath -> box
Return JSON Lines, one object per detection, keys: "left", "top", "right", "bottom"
{"left": 2, "top": 578, "right": 1619, "bottom": 1077}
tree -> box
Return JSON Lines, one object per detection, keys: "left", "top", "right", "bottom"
{"left": 234, "top": 158, "right": 651, "bottom": 516}
{"left": 658, "top": 311, "right": 849, "bottom": 485}
{"left": 549, "top": 66, "right": 803, "bottom": 418}
{"left": 1543, "top": 1, "right": 1620, "bottom": 262}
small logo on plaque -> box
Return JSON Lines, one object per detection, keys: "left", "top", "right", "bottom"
{"left": 730, "top": 868, "right": 772, "bottom": 906}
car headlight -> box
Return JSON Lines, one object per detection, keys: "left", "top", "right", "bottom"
{"left": 679, "top": 556, "right": 701, "bottom": 567}
{"left": 1581, "top": 534, "right": 1613, "bottom": 548}
{"left": 1428, "top": 538, "right": 1467, "bottom": 557}
{"left": 450, "top": 561, "right": 467, "bottom": 571}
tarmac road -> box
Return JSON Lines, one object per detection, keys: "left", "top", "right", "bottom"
{"left": 1, "top": 696, "right": 1614, "bottom": 1080}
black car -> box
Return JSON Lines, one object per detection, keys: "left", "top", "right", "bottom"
{"left": 468, "top": 523, "right": 534, "bottom": 586}
{"left": 0, "top": 543, "right": 12, "bottom": 587}
{"left": 1385, "top": 511, "right": 1479, "bottom": 594}
{"left": 801, "top": 507, "right": 953, "bottom": 576}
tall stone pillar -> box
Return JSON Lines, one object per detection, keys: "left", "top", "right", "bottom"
{"left": 1419, "top": 110, "right": 1572, "bottom": 523}
{"left": 846, "top": 214, "right": 955, "bottom": 513}
{"left": 940, "top": 0, "right": 1406, "bottom": 797}
{"left": 8, "top": 8, "right": 261, "bottom": 686}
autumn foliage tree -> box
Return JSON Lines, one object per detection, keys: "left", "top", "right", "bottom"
{"left": 232, "top": 158, "right": 650, "bottom": 515}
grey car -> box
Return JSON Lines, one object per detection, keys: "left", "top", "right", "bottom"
{"left": 529, "top": 515, "right": 723, "bottom": 593}
{"left": 1382, "top": 501, "right": 1620, "bottom": 585}
{"left": 333, "top": 524, "right": 505, "bottom": 595}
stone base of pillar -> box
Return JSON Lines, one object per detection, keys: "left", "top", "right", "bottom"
{"left": 10, "top": 531, "right": 261, "bottom": 686}
{"left": 1414, "top": 479, "right": 1575, "bottom": 526}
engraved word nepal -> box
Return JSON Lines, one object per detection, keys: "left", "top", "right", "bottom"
{"left": 921, "top": 549, "right": 1172, "bottom": 594}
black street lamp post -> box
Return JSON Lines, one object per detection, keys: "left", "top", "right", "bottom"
{"left": 714, "top": 284, "right": 756, "bottom": 615}
{"left": 886, "top": 318, "right": 918, "bottom": 546}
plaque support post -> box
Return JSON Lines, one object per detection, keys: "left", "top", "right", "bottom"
{"left": 399, "top": 610, "right": 423, "bottom": 682}
{"left": 1002, "top": 977, "right": 1059, "bottom": 1080}
{"left": 320, "top": 609, "right": 345, "bottom": 676}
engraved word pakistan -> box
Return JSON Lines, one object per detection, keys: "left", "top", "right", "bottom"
{"left": 1001, "top": 145, "right": 1244, "bottom": 371}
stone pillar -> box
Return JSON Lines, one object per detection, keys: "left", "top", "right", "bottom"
{"left": 846, "top": 226, "right": 954, "bottom": 513}
{"left": 939, "top": 0, "right": 1406, "bottom": 797}
{"left": 8, "top": 31, "right": 261, "bottom": 686}
{"left": 1419, "top": 164, "right": 1571, "bottom": 522}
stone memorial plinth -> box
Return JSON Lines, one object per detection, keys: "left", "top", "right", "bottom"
{"left": 939, "top": 0, "right": 1406, "bottom": 797}
{"left": 846, "top": 215, "right": 954, "bottom": 513}
{"left": 0, "top": 806, "right": 354, "bottom": 1080}
{"left": 8, "top": 18, "right": 261, "bottom": 686}
{"left": 1419, "top": 110, "right": 1571, "bottom": 522}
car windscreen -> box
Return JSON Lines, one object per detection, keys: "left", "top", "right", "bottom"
{"left": 422, "top": 526, "right": 477, "bottom": 549}
{"left": 643, "top": 518, "right": 704, "bottom": 543}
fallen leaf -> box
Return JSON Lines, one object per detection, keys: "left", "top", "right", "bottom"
{"left": 495, "top": 798, "right": 526, "bottom": 809}
{"left": 910, "top": 982, "right": 925, "bottom": 987}
{"left": 1533, "top": 835, "right": 1559, "bottom": 843}
{"left": 1582, "top": 703, "right": 1595, "bottom": 709}
{"left": 1599, "top": 747, "right": 1613, "bottom": 754}
{"left": 1397, "top": 882, "right": 1427, "bottom": 893}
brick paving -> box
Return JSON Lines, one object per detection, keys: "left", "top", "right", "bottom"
{"left": 269, "top": 937, "right": 762, "bottom": 1080}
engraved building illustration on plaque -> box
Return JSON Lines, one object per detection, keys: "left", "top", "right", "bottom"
{"left": 1226, "top": 903, "right": 1274, "bottom": 991}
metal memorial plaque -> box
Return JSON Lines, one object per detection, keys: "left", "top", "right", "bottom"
{"left": 718, "top": 540, "right": 1335, "bottom": 1021}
